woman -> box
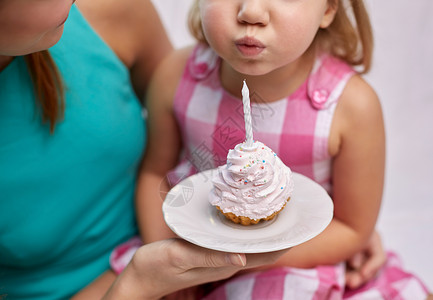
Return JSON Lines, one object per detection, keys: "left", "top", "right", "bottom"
{"left": 0, "top": 0, "right": 286, "bottom": 298}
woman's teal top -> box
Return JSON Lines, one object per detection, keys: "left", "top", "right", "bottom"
{"left": 0, "top": 5, "right": 146, "bottom": 299}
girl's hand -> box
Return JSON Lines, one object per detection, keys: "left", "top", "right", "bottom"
{"left": 103, "top": 238, "right": 287, "bottom": 300}
{"left": 345, "top": 230, "right": 386, "bottom": 289}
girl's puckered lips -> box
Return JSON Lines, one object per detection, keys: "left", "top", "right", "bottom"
{"left": 235, "top": 37, "right": 265, "bottom": 57}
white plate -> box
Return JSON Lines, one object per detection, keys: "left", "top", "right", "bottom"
{"left": 163, "top": 169, "right": 333, "bottom": 253}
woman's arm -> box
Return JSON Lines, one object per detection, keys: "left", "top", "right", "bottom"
{"left": 71, "top": 271, "right": 117, "bottom": 300}
{"left": 73, "top": 239, "right": 288, "bottom": 300}
{"left": 76, "top": 0, "right": 173, "bottom": 98}
{"left": 103, "top": 239, "right": 287, "bottom": 300}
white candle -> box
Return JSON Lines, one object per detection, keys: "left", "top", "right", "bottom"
{"left": 242, "top": 80, "right": 254, "bottom": 147}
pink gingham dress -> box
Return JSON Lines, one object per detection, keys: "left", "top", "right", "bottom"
{"left": 110, "top": 44, "right": 429, "bottom": 299}
{"left": 167, "top": 44, "right": 351, "bottom": 192}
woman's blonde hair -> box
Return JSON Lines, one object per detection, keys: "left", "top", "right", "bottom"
{"left": 188, "top": 0, "right": 373, "bottom": 73}
{"left": 25, "top": 50, "right": 64, "bottom": 133}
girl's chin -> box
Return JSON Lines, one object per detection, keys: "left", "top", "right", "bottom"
{"left": 221, "top": 59, "right": 274, "bottom": 78}
{"left": 233, "top": 66, "right": 273, "bottom": 77}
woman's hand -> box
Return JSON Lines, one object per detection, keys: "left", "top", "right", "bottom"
{"left": 103, "top": 238, "right": 287, "bottom": 300}
{"left": 345, "top": 230, "right": 386, "bottom": 289}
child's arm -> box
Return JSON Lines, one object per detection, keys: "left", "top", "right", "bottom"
{"left": 345, "top": 230, "right": 386, "bottom": 288}
{"left": 135, "top": 47, "right": 194, "bottom": 244}
{"left": 272, "top": 75, "right": 386, "bottom": 268}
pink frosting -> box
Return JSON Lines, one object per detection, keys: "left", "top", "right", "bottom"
{"left": 209, "top": 141, "right": 294, "bottom": 220}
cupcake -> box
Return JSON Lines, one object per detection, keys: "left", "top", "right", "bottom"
{"left": 209, "top": 141, "right": 294, "bottom": 225}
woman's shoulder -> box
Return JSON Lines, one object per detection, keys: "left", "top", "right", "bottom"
{"left": 76, "top": 0, "right": 172, "bottom": 96}
{"left": 76, "top": 0, "right": 157, "bottom": 28}
{"left": 76, "top": 0, "right": 171, "bottom": 67}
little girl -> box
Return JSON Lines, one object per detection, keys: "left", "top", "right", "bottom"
{"left": 113, "top": 0, "right": 429, "bottom": 298}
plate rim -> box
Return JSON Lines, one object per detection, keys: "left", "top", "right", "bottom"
{"left": 163, "top": 169, "right": 333, "bottom": 253}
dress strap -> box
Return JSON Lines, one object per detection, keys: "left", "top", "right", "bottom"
{"left": 306, "top": 54, "right": 356, "bottom": 110}
{"left": 188, "top": 43, "right": 220, "bottom": 80}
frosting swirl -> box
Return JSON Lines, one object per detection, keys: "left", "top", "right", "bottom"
{"left": 209, "top": 141, "right": 294, "bottom": 220}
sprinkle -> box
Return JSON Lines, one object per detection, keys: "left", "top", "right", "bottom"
{"left": 281, "top": 187, "right": 283, "bottom": 189}
{"left": 261, "top": 166, "right": 264, "bottom": 169}
{"left": 262, "top": 160, "right": 265, "bottom": 163}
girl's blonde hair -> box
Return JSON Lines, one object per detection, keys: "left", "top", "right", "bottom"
{"left": 25, "top": 50, "right": 64, "bottom": 133}
{"left": 188, "top": 0, "right": 373, "bottom": 73}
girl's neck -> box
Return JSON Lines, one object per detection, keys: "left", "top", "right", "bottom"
{"left": 0, "top": 55, "right": 14, "bottom": 72}
{"left": 220, "top": 47, "right": 316, "bottom": 103}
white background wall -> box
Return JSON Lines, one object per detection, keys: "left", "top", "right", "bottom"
{"left": 152, "top": 0, "right": 433, "bottom": 290}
